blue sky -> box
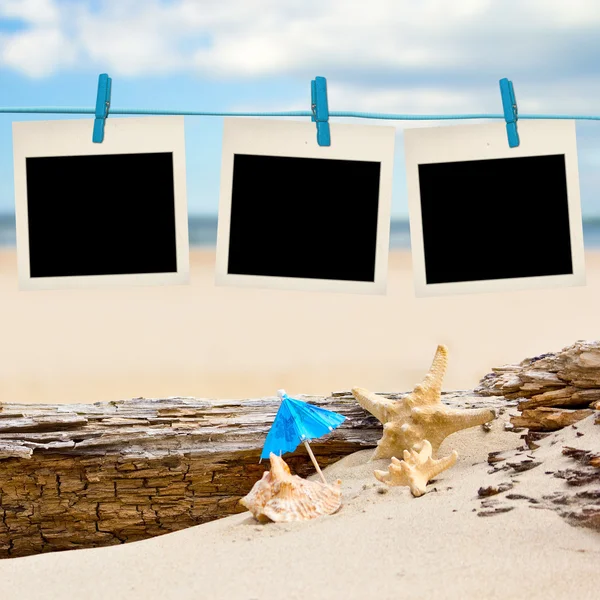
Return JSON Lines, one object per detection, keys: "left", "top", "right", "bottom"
{"left": 1, "top": 0, "right": 600, "bottom": 217}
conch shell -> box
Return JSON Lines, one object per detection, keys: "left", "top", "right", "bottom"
{"left": 374, "top": 439, "right": 458, "bottom": 497}
{"left": 239, "top": 453, "right": 342, "bottom": 522}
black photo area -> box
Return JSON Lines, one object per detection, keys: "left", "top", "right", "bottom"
{"left": 25, "top": 152, "right": 178, "bottom": 278}
{"left": 418, "top": 154, "right": 573, "bottom": 284}
{"left": 227, "top": 154, "right": 381, "bottom": 282}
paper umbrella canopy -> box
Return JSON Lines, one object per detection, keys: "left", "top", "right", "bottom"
{"left": 260, "top": 390, "right": 346, "bottom": 482}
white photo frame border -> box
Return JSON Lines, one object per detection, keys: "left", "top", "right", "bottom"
{"left": 12, "top": 115, "right": 190, "bottom": 290}
{"left": 215, "top": 117, "right": 396, "bottom": 295}
{"left": 404, "top": 119, "right": 586, "bottom": 297}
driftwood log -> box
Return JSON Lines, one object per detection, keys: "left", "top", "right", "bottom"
{"left": 476, "top": 340, "right": 600, "bottom": 431}
{"left": 2, "top": 340, "right": 599, "bottom": 559}
{"left": 0, "top": 391, "right": 505, "bottom": 559}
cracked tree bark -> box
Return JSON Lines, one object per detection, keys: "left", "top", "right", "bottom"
{"left": 0, "top": 391, "right": 505, "bottom": 559}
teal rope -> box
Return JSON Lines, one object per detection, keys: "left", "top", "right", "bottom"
{"left": 1, "top": 107, "right": 600, "bottom": 120}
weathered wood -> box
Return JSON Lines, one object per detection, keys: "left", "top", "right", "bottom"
{"left": 476, "top": 340, "right": 600, "bottom": 398}
{"left": 517, "top": 387, "right": 596, "bottom": 411}
{"left": 550, "top": 444, "right": 600, "bottom": 531}
{"left": 475, "top": 340, "right": 600, "bottom": 431}
{"left": 0, "top": 391, "right": 505, "bottom": 559}
{"left": 2, "top": 339, "right": 599, "bottom": 559}
{"left": 511, "top": 407, "right": 595, "bottom": 431}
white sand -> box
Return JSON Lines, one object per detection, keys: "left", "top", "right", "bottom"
{"left": 0, "top": 412, "right": 598, "bottom": 600}
{"left": 1, "top": 249, "right": 599, "bottom": 598}
{"left": 1, "top": 249, "right": 600, "bottom": 405}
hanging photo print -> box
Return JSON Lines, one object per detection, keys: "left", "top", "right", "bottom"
{"left": 404, "top": 119, "right": 585, "bottom": 297}
{"left": 215, "top": 117, "right": 395, "bottom": 294}
{"left": 12, "top": 116, "right": 189, "bottom": 290}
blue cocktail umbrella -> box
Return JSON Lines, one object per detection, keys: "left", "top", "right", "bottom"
{"left": 260, "top": 389, "right": 346, "bottom": 483}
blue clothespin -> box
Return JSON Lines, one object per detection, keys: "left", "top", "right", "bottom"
{"left": 311, "top": 76, "right": 330, "bottom": 146}
{"left": 93, "top": 73, "right": 112, "bottom": 143}
{"left": 499, "top": 78, "right": 519, "bottom": 148}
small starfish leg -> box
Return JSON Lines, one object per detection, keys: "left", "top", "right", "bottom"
{"left": 426, "top": 450, "right": 459, "bottom": 480}
{"left": 374, "top": 468, "right": 392, "bottom": 484}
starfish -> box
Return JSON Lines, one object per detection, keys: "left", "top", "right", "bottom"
{"left": 351, "top": 344, "right": 496, "bottom": 460}
{"left": 374, "top": 439, "right": 458, "bottom": 497}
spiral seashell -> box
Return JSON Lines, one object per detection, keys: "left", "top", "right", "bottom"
{"left": 239, "top": 453, "right": 342, "bottom": 522}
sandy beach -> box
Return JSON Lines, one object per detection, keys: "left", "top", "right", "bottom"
{"left": 0, "top": 249, "right": 599, "bottom": 599}
{"left": 1, "top": 249, "right": 600, "bottom": 405}
{"left": 0, "top": 408, "right": 598, "bottom": 600}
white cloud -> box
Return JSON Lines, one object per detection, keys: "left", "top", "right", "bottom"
{"left": 0, "top": 0, "right": 59, "bottom": 26}
{"left": 0, "top": 0, "right": 600, "bottom": 104}
{"left": 0, "top": 0, "right": 72, "bottom": 76}
{"left": 525, "top": 0, "right": 600, "bottom": 26}
{"left": 1, "top": 27, "right": 75, "bottom": 76}
{"left": 75, "top": 4, "right": 186, "bottom": 76}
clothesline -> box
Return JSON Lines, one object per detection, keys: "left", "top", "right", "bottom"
{"left": 3, "top": 75, "right": 599, "bottom": 148}
{"left": 1, "top": 107, "right": 600, "bottom": 120}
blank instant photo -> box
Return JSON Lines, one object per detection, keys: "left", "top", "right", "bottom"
{"left": 12, "top": 116, "right": 189, "bottom": 290}
{"left": 404, "top": 120, "right": 585, "bottom": 297}
{"left": 215, "top": 118, "right": 395, "bottom": 294}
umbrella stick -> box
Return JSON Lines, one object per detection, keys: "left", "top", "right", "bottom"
{"left": 303, "top": 441, "right": 327, "bottom": 484}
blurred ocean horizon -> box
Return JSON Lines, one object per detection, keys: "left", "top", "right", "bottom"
{"left": 2, "top": 213, "right": 600, "bottom": 248}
